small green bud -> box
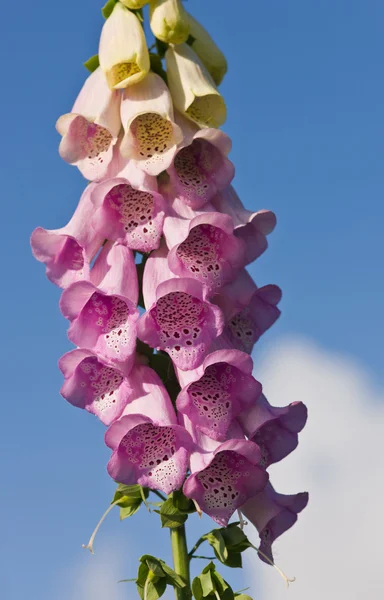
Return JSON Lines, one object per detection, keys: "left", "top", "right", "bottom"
{"left": 150, "top": 0, "right": 190, "bottom": 45}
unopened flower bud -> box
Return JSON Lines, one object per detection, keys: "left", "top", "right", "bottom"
{"left": 166, "top": 43, "right": 226, "bottom": 128}
{"left": 149, "top": 0, "right": 190, "bottom": 45}
{"left": 99, "top": 2, "right": 150, "bottom": 89}
{"left": 120, "top": 0, "right": 149, "bottom": 7}
{"left": 186, "top": 12, "right": 228, "bottom": 85}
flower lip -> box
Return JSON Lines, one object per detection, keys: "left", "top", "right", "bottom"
{"left": 183, "top": 439, "right": 269, "bottom": 526}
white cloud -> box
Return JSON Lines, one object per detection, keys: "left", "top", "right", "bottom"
{"left": 245, "top": 337, "right": 384, "bottom": 599}
{"left": 59, "top": 539, "right": 127, "bottom": 600}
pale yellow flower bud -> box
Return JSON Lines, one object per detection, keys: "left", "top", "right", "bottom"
{"left": 99, "top": 2, "right": 150, "bottom": 90}
{"left": 149, "top": 0, "right": 190, "bottom": 45}
{"left": 165, "top": 43, "right": 226, "bottom": 128}
{"left": 186, "top": 12, "right": 228, "bottom": 85}
{"left": 120, "top": 0, "right": 149, "bottom": 7}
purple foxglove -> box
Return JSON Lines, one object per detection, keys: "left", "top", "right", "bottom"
{"left": 183, "top": 434, "right": 268, "bottom": 526}
{"left": 212, "top": 185, "right": 276, "bottom": 265}
{"left": 165, "top": 43, "right": 226, "bottom": 128}
{"left": 105, "top": 366, "right": 193, "bottom": 493}
{"left": 241, "top": 483, "right": 308, "bottom": 563}
{"left": 176, "top": 349, "right": 262, "bottom": 441}
{"left": 59, "top": 348, "right": 134, "bottom": 425}
{"left": 90, "top": 163, "right": 166, "bottom": 252}
{"left": 60, "top": 242, "right": 139, "bottom": 373}
{"left": 137, "top": 277, "right": 224, "bottom": 370}
{"left": 162, "top": 194, "right": 214, "bottom": 250}
{"left": 238, "top": 394, "right": 308, "bottom": 467}
{"left": 142, "top": 240, "right": 174, "bottom": 310}
{"left": 119, "top": 72, "right": 183, "bottom": 176}
{"left": 56, "top": 68, "right": 121, "bottom": 181}
{"left": 216, "top": 270, "right": 282, "bottom": 354}
{"left": 99, "top": 3, "right": 150, "bottom": 90}
{"left": 167, "top": 115, "right": 234, "bottom": 209}
{"left": 167, "top": 213, "right": 246, "bottom": 294}
{"left": 31, "top": 183, "right": 104, "bottom": 288}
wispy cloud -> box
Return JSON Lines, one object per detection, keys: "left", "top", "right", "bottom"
{"left": 59, "top": 538, "right": 128, "bottom": 600}
{"left": 245, "top": 337, "right": 384, "bottom": 598}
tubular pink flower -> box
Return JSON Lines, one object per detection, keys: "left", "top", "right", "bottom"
{"left": 166, "top": 117, "right": 234, "bottom": 209}
{"left": 60, "top": 242, "right": 139, "bottom": 373}
{"left": 238, "top": 394, "right": 308, "bottom": 467}
{"left": 215, "top": 270, "right": 282, "bottom": 354}
{"left": 105, "top": 369, "right": 193, "bottom": 493}
{"left": 162, "top": 193, "right": 214, "bottom": 250}
{"left": 56, "top": 68, "right": 121, "bottom": 181}
{"left": 241, "top": 483, "right": 309, "bottom": 563}
{"left": 90, "top": 163, "right": 166, "bottom": 253}
{"left": 212, "top": 186, "right": 276, "bottom": 265}
{"left": 59, "top": 348, "right": 134, "bottom": 425}
{"left": 120, "top": 363, "right": 178, "bottom": 423}
{"left": 30, "top": 183, "right": 104, "bottom": 289}
{"left": 183, "top": 436, "right": 268, "bottom": 526}
{"left": 176, "top": 349, "right": 262, "bottom": 441}
{"left": 167, "top": 213, "right": 245, "bottom": 294}
{"left": 142, "top": 240, "right": 174, "bottom": 310}
{"left": 137, "top": 278, "right": 224, "bottom": 370}
{"left": 120, "top": 72, "right": 183, "bottom": 175}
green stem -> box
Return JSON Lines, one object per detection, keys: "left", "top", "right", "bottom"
{"left": 170, "top": 525, "right": 192, "bottom": 600}
{"left": 188, "top": 536, "right": 205, "bottom": 558}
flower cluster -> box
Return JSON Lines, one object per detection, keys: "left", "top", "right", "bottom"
{"left": 31, "top": 0, "right": 307, "bottom": 565}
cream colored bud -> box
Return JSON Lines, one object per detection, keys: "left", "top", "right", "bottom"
{"left": 165, "top": 43, "right": 226, "bottom": 128}
{"left": 120, "top": 0, "right": 149, "bottom": 7}
{"left": 186, "top": 12, "right": 228, "bottom": 85}
{"left": 99, "top": 2, "right": 150, "bottom": 90}
{"left": 149, "top": 0, "right": 190, "bottom": 45}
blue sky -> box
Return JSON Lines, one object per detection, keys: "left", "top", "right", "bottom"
{"left": 0, "top": 1, "right": 383, "bottom": 599}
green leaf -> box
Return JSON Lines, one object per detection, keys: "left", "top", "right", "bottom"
{"left": 221, "top": 525, "right": 252, "bottom": 554}
{"left": 221, "top": 552, "right": 242, "bottom": 569}
{"left": 172, "top": 490, "right": 196, "bottom": 514}
{"left": 192, "top": 577, "right": 204, "bottom": 600}
{"left": 137, "top": 562, "right": 150, "bottom": 587}
{"left": 112, "top": 484, "right": 149, "bottom": 520}
{"left": 193, "top": 563, "right": 235, "bottom": 599}
{"left": 142, "top": 556, "right": 165, "bottom": 578}
{"left": 234, "top": 595, "right": 253, "bottom": 600}
{"left": 204, "top": 531, "right": 228, "bottom": 563}
{"left": 102, "top": 0, "right": 118, "bottom": 19}
{"left": 83, "top": 54, "right": 100, "bottom": 73}
{"left": 159, "top": 497, "right": 188, "bottom": 529}
{"left": 119, "top": 504, "right": 142, "bottom": 520}
{"left": 200, "top": 570, "right": 215, "bottom": 596}
{"left": 160, "top": 562, "right": 187, "bottom": 588}
{"left": 113, "top": 484, "right": 149, "bottom": 504}
{"left": 146, "top": 578, "right": 167, "bottom": 600}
